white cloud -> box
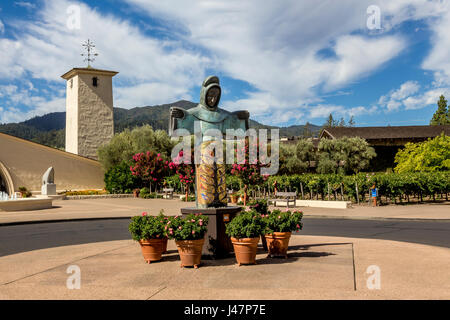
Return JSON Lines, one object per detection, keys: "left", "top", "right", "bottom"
{"left": 379, "top": 81, "right": 420, "bottom": 111}
{"left": 325, "top": 35, "right": 406, "bottom": 90}
{"left": 391, "top": 81, "right": 420, "bottom": 100}
{"left": 0, "top": 0, "right": 209, "bottom": 117}
{"left": 377, "top": 81, "right": 449, "bottom": 112}
{"left": 0, "top": 0, "right": 448, "bottom": 125}
{"left": 422, "top": 4, "right": 450, "bottom": 86}
{"left": 0, "top": 84, "right": 65, "bottom": 123}
{"left": 403, "top": 88, "right": 450, "bottom": 110}
{"left": 115, "top": 82, "right": 193, "bottom": 107}
{"left": 0, "top": 20, "right": 4, "bottom": 34}
{"left": 14, "top": 2, "right": 36, "bottom": 10}
{"left": 307, "top": 104, "right": 374, "bottom": 120}
{"left": 124, "top": 0, "right": 441, "bottom": 123}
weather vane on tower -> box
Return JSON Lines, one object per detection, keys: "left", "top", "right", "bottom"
{"left": 81, "top": 39, "right": 98, "bottom": 68}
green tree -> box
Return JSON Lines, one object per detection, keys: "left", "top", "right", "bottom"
{"left": 324, "top": 113, "right": 338, "bottom": 128}
{"left": 338, "top": 117, "right": 346, "bottom": 127}
{"left": 279, "top": 144, "right": 304, "bottom": 174}
{"left": 302, "top": 122, "right": 313, "bottom": 137}
{"left": 348, "top": 116, "right": 355, "bottom": 127}
{"left": 317, "top": 137, "right": 376, "bottom": 174}
{"left": 295, "top": 138, "right": 317, "bottom": 172}
{"left": 104, "top": 161, "right": 141, "bottom": 194}
{"left": 98, "top": 124, "right": 174, "bottom": 171}
{"left": 317, "top": 138, "right": 341, "bottom": 174}
{"left": 341, "top": 137, "right": 376, "bottom": 173}
{"left": 394, "top": 133, "right": 450, "bottom": 173}
{"left": 430, "top": 95, "right": 450, "bottom": 125}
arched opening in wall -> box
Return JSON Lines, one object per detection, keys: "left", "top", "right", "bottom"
{"left": 0, "top": 161, "right": 14, "bottom": 195}
{"left": 0, "top": 174, "right": 6, "bottom": 193}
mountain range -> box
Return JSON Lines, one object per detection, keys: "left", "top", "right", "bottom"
{"left": 0, "top": 100, "right": 321, "bottom": 149}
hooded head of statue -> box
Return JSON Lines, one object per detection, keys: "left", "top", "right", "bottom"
{"left": 199, "top": 76, "right": 221, "bottom": 111}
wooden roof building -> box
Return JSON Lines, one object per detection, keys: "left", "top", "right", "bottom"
{"left": 320, "top": 125, "right": 450, "bottom": 146}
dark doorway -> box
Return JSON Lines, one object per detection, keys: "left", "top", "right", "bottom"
{"left": 0, "top": 174, "right": 7, "bottom": 193}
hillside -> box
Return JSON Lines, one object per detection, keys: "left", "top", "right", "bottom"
{"left": 0, "top": 100, "right": 321, "bottom": 149}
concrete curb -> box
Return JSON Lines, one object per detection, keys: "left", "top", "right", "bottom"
{"left": 301, "top": 215, "right": 450, "bottom": 222}
{"left": 1, "top": 214, "right": 449, "bottom": 227}
{"left": 0, "top": 216, "right": 132, "bottom": 227}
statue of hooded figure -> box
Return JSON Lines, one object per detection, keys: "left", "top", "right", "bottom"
{"left": 169, "top": 75, "right": 249, "bottom": 208}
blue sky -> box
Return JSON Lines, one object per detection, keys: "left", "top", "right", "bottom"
{"left": 1, "top": 0, "right": 450, "bottom": 127}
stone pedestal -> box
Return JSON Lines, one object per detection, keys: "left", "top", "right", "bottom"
{"left": 181, "top": 206, "right": 242, "bottom": 258}
{"left": 41, "top": 183, "right": 56, "bottom": 196}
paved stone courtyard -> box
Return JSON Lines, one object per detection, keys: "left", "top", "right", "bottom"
{"left": 0, "top": 235, "right": 449, "bottom": 299}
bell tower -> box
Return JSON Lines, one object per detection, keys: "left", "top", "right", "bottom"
{"left": 61, "top": 40, "right": 118, "bottom": 160}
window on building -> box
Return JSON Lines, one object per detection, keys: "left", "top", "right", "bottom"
{"left": 92, "top": 77, "right": 98, "bottom": 87}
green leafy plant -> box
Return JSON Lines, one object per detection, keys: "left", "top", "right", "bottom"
{"left": 167, "top": 214, "right": 209, "bottom": 241}
{"left": 104, "top": 161, "right": 141, "bottom": 194}
{"left": 128, "top": 211, "right": 168, "bottom": 241}
{"left": 65, "top": 189, "right": 107, "bottom": 196}
{"left": 265, "top": 209, "right": 303, "bottom": 234}
{"left": 98, "top": 124, "right": 174, "bottom": 172}
{"left": 394, "top": 133, "right": 450, "bottom": 173}
{"left": 247, "top": 199, "right": 268, "bottom": 214}
{"left": 225, "top": 210, "right": 266, "bottom": 239}
{"left": 139, "top": 187, "right": 163, "bottom": 199}
{"left": 18, "top": 187, "right": 32, "bottom": 198}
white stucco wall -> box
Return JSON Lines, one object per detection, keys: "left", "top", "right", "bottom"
{"left": 65, "top": 75, "right": 79, "bottom": 154}
{"left": 63, "top": 68, "right": 116, "bottom": 160}
{"left": 77, "top": 73, "right": 114, "bottom": 160}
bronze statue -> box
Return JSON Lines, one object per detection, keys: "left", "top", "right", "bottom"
{"left": 170, "top": 76, "right": 249, "bottom": 208}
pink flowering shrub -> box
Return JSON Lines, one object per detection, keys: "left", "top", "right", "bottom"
{"left": 225, "top": 209, "right": 266, "bottom": 239}
{"left": 128, "top": 211, "right": 168, "bottom": 241}
{"left": 169, "top": 150, "right": 195, "bottom": 199}
{"left": 264, "top": 209, "right": 303, "bottom": 234}
{"left": 130, "top": 151, "right": 170, "bottom": 189}
{"left": 231, "top": 139, "right": 269, "bottom": 185}
{"left": 167, "top": 214, "right": 209, "bottom": 241}
{"left": 230, "top": 139, "right": 269, "bottom": 205}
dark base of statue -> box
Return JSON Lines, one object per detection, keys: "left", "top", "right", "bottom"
{"left": 181, "top": 206, "right": 242, "bottom": 259}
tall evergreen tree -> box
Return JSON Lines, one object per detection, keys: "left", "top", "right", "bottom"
{"left": 430, "top": 95, "right": 450, "bottom": 125}
{"left": 348, "top": 116, "right": 355, "bottom": 127}
{"left": 302, "top": 122, "right": 312, "bottom": 137}
{"left": 324, "top": 113, "right": 337, "bottom": 127}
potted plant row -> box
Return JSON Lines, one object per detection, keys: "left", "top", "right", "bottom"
{"left": 129, "top": 211, "right": 209, "bottom": 268}
{"left": 225, "top": 208, "right": 303, "bottom": 265}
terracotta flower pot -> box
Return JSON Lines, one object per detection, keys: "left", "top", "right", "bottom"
{"left": 162, "top": 237, "right": 168, "bottom": 253}
{"left": 231, "top": 195, "right": 238, "bottom": 204}
{"left": 265, "top": 232, "right": 291, "bottom": 258}
{"left": 231, "top": 237, "right": 260, "bottom": 266}
{"left": 139, "top": 238, "right": 164, "bottom": 264}
{"left": 176, "top": 238, "right": 205, "bottom": 269}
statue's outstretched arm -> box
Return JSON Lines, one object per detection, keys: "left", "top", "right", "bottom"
{"left": 232, "top": 110, "right": 249, "bottom": 120}
{"left": 169, "top": 107, "right": 186, "bottom": 136}
{"left": 170, "top": 107, "right": 186, "bottom": 120}
{"left": 231, "top": 110, "right": 250, "bottom": 131}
